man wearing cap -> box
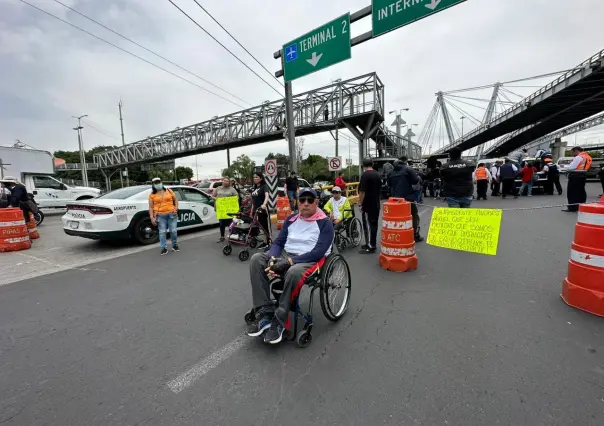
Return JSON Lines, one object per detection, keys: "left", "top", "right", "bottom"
{"left": 323, "top": 186, "right": 352, "bottom": 230}
{"left": 247, "top": 188, "right": 334, "bottom": 345}
{"left": 0, "top": 176, "right": 31, "bottom": 222}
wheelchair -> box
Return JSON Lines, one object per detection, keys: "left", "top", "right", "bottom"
{"left": 333, "top": 209, "right": 362, "bottom": 252}
{"left": 244, "top": 253, "right": 352, "bottom": 348}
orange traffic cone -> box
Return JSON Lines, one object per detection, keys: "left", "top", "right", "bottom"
{"left": 276, "top": 196, "right": 292, "bottom": 230}
{"left": 0, "top": 208, "right": 31, "bottom": 252}
{"left": 561, "top": 200, "right": 604, "bottom": 316}
{"left": 379, "top": 198, "right": 418, "bottom": 272}
{"left": 27, "top": 213, "right": 40, "bottom": 240}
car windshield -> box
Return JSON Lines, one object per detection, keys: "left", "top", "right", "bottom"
{"left": 97, "top": 186, "right": 148, "bottom": 200}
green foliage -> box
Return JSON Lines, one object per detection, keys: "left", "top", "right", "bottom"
{"left": 175, "top": 166, "right": 194, "bottom": 180}
{"left": 299, "top": 154, "right": 330, "bottom": 182}
{"left": 265, "top": 152, "right": 290, "bottom": 165}
{"left": 222, "top": 154, "right": 255, "bottom": 183}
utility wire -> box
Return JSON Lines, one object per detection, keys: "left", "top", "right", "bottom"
{"left": 19, "top": 0, "right": 247, "bottom": 109}
{"left": 83, "top": 121, "right": 121, "bottom": 141}
{"left": 51, "top": 0, "right": 251, "bottom": 106}
{"left": 190, "top": 0, "right": 283, "bottom": 88}
{"left": 167, "top": 0, "right": 282, "bottom": 97}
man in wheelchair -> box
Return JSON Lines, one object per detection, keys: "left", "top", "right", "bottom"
{"left": 322, "top": 186, "right": 352, "bottom": 230}
{"left": 247, "top": 188, "right": 334, "bottom": 344}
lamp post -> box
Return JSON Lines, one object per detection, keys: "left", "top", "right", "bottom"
{"left": 460, "top": 116, "right": 466, "bottom": 139}
{"left": 72, "top": 114, "right": 89, "bottom": 187}
{"left": 389, "top": 108, "right": 409, "bottom": 157}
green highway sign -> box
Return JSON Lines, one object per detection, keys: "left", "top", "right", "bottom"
{"left": 372, "top": 0, "right": 466, "bottom": 37}
{"left": 282, "top": 13, "right": 351, "bottom": 82}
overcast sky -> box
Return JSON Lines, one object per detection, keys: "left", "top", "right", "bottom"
{"left": 1, "top": 0, "right": 603, "bottom": 179}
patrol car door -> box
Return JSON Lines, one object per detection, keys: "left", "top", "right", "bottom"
{"left": 178, "top": 187, "right": 217, "bottom": 226}
{"left": 32, "top": 175, "right": 68, "bottom": 207}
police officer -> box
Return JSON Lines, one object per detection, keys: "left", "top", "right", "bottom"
{"left": 562, "top": 146, "right": 592, "bottom": 212}
{"left": 0, "top": 176, "right": 31, "bottom": 222}
{"left": 499, "top": 159, "right": 518, "bottom": 199}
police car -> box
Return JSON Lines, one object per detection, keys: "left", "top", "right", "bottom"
{"left": 62, "top": 185, "right": 218, "bottom": 244}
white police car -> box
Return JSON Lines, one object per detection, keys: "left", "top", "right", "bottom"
{"left": 62, "top": 185, "right": 218, "bottom": 244}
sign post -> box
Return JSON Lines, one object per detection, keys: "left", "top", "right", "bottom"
{"left": 282, "top": 13, "right": 352, "bottom": 82}
{"left": 264, "top": 159, "right": 278, "bottom": 211}
{"left": 372, "top": 0, "right": 466, "bottom": 37}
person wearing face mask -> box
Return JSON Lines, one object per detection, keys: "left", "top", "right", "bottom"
{"left": 148, "top": 177, "right": 179, "bottom": 255}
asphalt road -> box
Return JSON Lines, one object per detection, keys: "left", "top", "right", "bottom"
{"left": 1, "top": 184, "right": 603, "bottom": 425}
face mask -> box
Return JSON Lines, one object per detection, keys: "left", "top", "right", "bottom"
{"left": 153, "top": 184, "right": 163, "bottom": 190}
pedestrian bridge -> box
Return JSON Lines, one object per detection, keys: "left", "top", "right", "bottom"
{"left": 433, "top": 48, "right": 604, "bottom": 157}
{"left": 94, "top": 73, "right": 404, "bottom": 168}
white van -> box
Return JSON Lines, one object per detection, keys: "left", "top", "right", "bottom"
{"left": 0, "top": 146, "right": 100, "bottom": 208}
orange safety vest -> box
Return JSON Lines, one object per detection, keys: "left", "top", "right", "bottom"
{"left": 577, "top": 152, "right": 592, "bottom": 171}
{"left": 475, "top": 167, "right": 488, "bottom": 180}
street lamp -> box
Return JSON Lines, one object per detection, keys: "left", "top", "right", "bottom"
{"left": 72, "top": 114, "right": 89, "bottom": 187}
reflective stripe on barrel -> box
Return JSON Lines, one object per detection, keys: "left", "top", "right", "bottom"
{"left": 380, "top": 246, "right": 416, "bottom": 257}
{"left": 0, "top": 220, "right": 26, "bottom": 227}
{"left": 382, "top": 219, "right": 413, "bottom": 230}
{"left": 570, "top": 249, "right": 604, "bottom": 268}
{"left": 577, "top": 211, "right": 604, "bottom": 227}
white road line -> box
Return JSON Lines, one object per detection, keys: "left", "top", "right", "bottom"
{"left": 167, "top": 336, "right": 248, "bottom": 394}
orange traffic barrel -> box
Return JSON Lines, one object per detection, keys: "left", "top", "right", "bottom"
{"left": 561, "top": 199, "right": 604, "bottom": 316}
{"left": 379, "top": 198, "right": 418, "bottom": 272}
{"left": 27, "top": 213, "right": 40, "bottom": 239}
{"left": 0, "top": 208, "right": 32, "bottom": 252}
{"left": 276, "top": 196, "right": 292, "bottom": 230}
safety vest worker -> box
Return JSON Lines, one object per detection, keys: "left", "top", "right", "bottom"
{"left": 577, "top": 152, "right": 592, "bottom": 171}
{"left": 475, "top": 167, "right": 489, "bottom": 180}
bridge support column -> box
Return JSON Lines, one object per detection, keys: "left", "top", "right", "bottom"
{"left": 550, "top": 138, "right": 568, "bottom": 162}
{"left": 227, "top": 149, "right": 231, "bottom": 168}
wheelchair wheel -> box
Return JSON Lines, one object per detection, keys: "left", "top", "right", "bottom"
{"left": 296, "top": 329, "right": 312, "bottom": 348}
{"left": 347, "top": 217, "right": 362, "bottom": 247}
{"left": 244, "top": 310, "right": 255, "bottom": 325}
{"left": 320, "top": 254, "right": 351, "bottom": 321}
{"left": 222, "top": 245, "right": 232, "bottom": 255}
{"left": 337, "top": 238, "right": 347, "bottom": 253}
{"left": 249, "top": 237, "right": 258, "bottom": 249}
{"left": 239, "top": 250, "right": 250, "bottom": 261}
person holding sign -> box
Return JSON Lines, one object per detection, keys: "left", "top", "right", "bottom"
{"left": 213, "top": 177, "right": 239, "bottom": 243}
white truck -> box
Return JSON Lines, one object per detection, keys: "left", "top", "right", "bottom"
{"left": 0, "top": 146, "right": 100, "bottom": 208}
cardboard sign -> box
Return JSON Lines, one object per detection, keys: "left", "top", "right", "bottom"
{"left": 427, "top": 208, "right": 503, "bottom": 256}
{"left": 215, "top": 196, "right": 239, "bottom": 220}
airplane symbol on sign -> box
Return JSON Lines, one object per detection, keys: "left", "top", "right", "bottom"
{"left": 285, "top": 44, "right": 297, "bottom": 63}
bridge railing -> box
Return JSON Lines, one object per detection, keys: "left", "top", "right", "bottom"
{"left": 94, "top": 73, "right": 385, "bottom": 169}
{"left": 55, "top": 163, "right": 99, "bottom": 171}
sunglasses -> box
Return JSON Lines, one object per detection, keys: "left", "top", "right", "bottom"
{"left": 298, "top": 197, "right": 316, "bottom": 205}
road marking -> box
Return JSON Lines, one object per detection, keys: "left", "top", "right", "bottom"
{"left": 167, "top": 336, "right": 247, "bottom": 394}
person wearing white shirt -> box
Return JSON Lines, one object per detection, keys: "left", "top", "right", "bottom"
{"left": 490, "top": 160, "right": 502, "bottom": 196}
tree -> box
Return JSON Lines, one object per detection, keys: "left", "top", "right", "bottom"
{"left": 295, "top": 137, "right": 305, "bottom": 167}
{"left": 265, "top": 152, "right": 290, "bottom": 165}
{"left": 222, "top": 154, "right": 255, "bottom": 183}
{"left": 175, "top": 166, "right": 194, "bottom": 180}
{"left": 299, "top": 154, "right": 330, "bottom": 182}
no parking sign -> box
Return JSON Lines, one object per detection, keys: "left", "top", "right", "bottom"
{"left": 328, "top": 156, "right": 342, "bottom": 171}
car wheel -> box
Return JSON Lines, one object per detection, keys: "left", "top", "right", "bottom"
{"left": 133, "top": 217, "right": 159, "bottom": 245}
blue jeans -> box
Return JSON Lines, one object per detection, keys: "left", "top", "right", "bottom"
{"left": 157, "top": 213, "right": 178, "bottom": 249}
{"left": 287, "top": 190, "right": 297, "bottom": 210}
{"left": 446, "top": 196, "right": 473, "bottom": 208}
{"left": 519, "top": 182, "right": 533, "bottom": 196}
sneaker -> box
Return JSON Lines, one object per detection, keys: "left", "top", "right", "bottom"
{"left": 528, "top": 194, "right": 532, "bottom": 197}
{"left": 360, "top": 244, "right": 369, "bottom": 250}
{"left": 160, "top": 248, "right": 168, "bottom": 256}
{"left": 256, "top": 242, "right": 268, "bottom": 249}
{"left": 172, "top": 244, "right": 180, "bottom": 252}
{"left": 217, "top": 237, "right": 225, "bottom": 243}
{"left": 246, "top": 316, "right": 271, "bottom": 337}
{"left": 264, "top": 318, "right": 285, "bottom": 344}
{"left": 414, "top": 234, "right": 424, "bottom": 243}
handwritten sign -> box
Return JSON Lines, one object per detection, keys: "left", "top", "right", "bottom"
{"left": 215, "top": 196, "right": 239, "bottom": 220}
{"left": 427, "top": 208, "right": 502, "bottom": 256}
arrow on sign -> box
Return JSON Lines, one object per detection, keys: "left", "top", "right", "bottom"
{"left": 425, "top": 0, "right": 443, "bottom": 10}
{"left": 306, "top": 52, "right": 323, "bottom": 67}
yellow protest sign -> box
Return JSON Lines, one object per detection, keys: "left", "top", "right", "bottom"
{"left": 426, "top": 208, "right": 503, "bottom": 256}
{"left": 215, "top": 196, "right": 239, "bottom": 220}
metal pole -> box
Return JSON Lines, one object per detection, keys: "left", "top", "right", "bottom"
{"left": 119, "top": 101, "right": 129, "bottom": 186}
{"left": 285, "top": 80, "right": 297, "bottom": 173}
{"left": 227, "top": 149, "right": 231, "bottom": 168}
{"left": 335, "top": 123, "right": 339, "bottom": 157}
{"left": 195, "top": 155, "right": 199, "bottom": 180}
{"left": 79, "top": 126, "right": 89, "bottom": 187}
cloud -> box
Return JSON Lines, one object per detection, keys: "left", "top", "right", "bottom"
{"left": 1, "top": 0, "right": 603, "bottom": 179}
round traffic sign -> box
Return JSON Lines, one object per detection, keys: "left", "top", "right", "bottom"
{"left": 265, "top": 159, "right": 277, "bottom": 177}
{"left": 329, "top": 157, "right": 341, "bottom": 171}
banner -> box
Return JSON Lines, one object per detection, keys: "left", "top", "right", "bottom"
{"left": 215, "top": 196, "right": 239, "bottom": 220}
{"left": 427, "top": 208, "right": 503, "bottom": 256}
